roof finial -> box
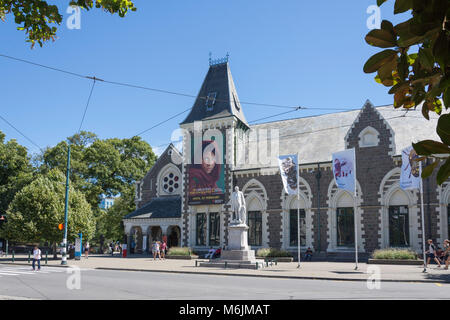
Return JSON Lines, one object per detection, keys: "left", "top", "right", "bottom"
{"left": 209, "top": 52, "right": 212, "bottom": 66}
{"left": 209, "top": 53, "right": 230, "bottom": 66}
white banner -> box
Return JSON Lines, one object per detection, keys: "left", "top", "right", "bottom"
{"left": 332, "top": 149, "right": 356, "bottom": 196}
{"left": 278, "top": 155, "right": 299, "bottom": 195}
{"left": 400, "top": 146, "right": 421, "bottom": 190}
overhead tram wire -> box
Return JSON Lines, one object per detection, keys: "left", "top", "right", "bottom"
{"left": 133, "top": 107, "right": 193, "bottom": 138}
{"left": 0, "top": 53, "right": 393, "bottom": 113}
{"left": 0, "top": 114, "right": 44, "bottom": 153}
{"left": 77, "top": 77, "right": 99, "bottom": 134}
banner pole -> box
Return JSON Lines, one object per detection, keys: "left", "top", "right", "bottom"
{"left": 353, "top": 148, "right": 358, "bottom": 270}
{"left": 297, "top": 153, "right": 301, "bottom": 269}
{"left": 354, "top": 190, "right": 358, "bottom": 270}
{"left": 420, "top": 162, "right": 427, "bottom": 273}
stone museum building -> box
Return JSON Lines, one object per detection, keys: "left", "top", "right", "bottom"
{"left": 123, "top": 58, "right": 450, "bottom": 260}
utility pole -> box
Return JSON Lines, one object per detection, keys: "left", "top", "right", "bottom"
{"left": 61, "top": 144, "right": 71, "bottom": 265}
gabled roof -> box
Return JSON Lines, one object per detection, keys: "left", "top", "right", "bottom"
{"left": 124, "top": 195, "right": 181, "bottom": 219}
{"left": 180, "top": 62, "right": 248, "bottom": 127}
{"left": 237, "top": 101, "right": 442, "bottom": 168}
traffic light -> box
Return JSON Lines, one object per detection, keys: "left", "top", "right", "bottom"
{"left": 58, "top": 223, "right": 64, "bottom": 231}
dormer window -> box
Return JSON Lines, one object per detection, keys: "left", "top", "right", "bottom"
{"left": 206, "top": 92, "right": 217, "bottom": 111}
{"left": 359, "top": 126, "right": 380, "bottom": 148}
{"left": 233, "top": 93, "right": 241, "bottom": 111}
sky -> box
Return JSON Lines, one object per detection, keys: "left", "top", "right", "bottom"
{"left": 0, "top": 0, "right": 412, "bottom": 157}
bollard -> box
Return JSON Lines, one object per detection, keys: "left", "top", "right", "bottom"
{"left": 28, "top": 251, "right": 31, "bottom": 263}
{"left": 255, "top": 262, "right": 258, "bottom": 270}
{"left": 12, "top": 250, "right": 15, "bottom": 263}
{"left": 195, "top": 260, "right": 198, "bottom": 267}
{"left": 224, "top": 261, "right": 227, "bottom": 269}
{"left": 45, "top": 251, "right": 48, "bottom": 265}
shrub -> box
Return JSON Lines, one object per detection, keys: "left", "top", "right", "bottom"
{"left": 167, "top": 247, "right": 193, "bottom": 256}
{"left": 372, "top": 248, "right": 417, "bottom": 260}
{"left": 256, "top": 248, "right": 292, "bottom": 258}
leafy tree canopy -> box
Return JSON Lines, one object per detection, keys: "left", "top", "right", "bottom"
{"left": 1, "top": 169, "right": 95, "bottom": 243}
{"left": 0, "top": 130, "right": 34, "bottom": 214}
{"left": 364, "top": 0, "right": 450, "bottom": 184}
{"left": 0, "top": 0, "right": 136, "bottom": 47}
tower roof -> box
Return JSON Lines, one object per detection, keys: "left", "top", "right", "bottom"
{"left": 180, "top": 61, "right": 248, "bottom": 127}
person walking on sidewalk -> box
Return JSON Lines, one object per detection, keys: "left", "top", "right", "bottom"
{"left": 443, "top": 239, "right": 450, "bottom": 270}
{"left": 84, "top": 241, "right": 90, "bottom": 259}
{"left": 32, "top": 245, "right": 41, "bottom": 271}
{"left": 160, "top": 241, "right": 167, "bottom": 260}
{"left": 425, "top": 239, "right": 441, "bottom": 268}
{"left": 152, "top": 241, "right": 160, "bottom": 260}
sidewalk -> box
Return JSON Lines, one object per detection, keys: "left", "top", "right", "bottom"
{"left": 1, "top": 254, "right": 449, "bottom": 284}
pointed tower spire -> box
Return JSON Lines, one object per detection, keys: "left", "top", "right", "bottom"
{"left": 180, "top": 57, "right": 248, "bottom": 127}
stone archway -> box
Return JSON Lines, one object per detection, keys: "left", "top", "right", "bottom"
{"left": 167, "top": 226, "right": 181, "bottom": 248}
{"left": 150, "top": 226, "right": 162, "bottom": 243}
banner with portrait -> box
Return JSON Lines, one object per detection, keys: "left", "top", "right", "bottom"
{"left": 332, "top": 149, "right": 356, "bottom": 196}
{"left": 278, "top": 155, "right": 299, "bottom": 195}
{"left": 188, "top": 133, "right": 225, "bottom": 205}
{"left": 400, "top": 145, "right": 421, "bottom": 190}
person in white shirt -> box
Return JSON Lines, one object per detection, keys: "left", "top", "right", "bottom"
{"left": 85, "top": 241, "right": 90, "bottom": 259}
{"left": 32, "top": 245, "right": 41, "bottom": 271}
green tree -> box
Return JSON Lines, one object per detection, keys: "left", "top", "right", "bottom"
{"left": 0, "top": 0, "right": 136, "bottom": 47}
{"left": 0, "top": 130, "right": 34, "bottom": 215}
{"left": 97, "top": 185, "right": 134, "bottom": 242}
{"left": 363, "top": 0, "right": 450, "bottom": 184}
{"left": 40, "top": 133, "right": 156, "bottom": 245}
{"left": 1, "top": 169, "right": 95, "bottom": 255}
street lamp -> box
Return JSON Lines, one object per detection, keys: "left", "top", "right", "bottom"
{"left": 0, "top": 215, "right": 7, "bottom": 256}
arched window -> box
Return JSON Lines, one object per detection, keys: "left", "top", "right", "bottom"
{"left": 336, "top": 192, "right": 355, "bottom": 247}
{"left": 247, "top": 197, "right": 263, "bottom": 247}
{"left": 289, "top": 198, "right": 306, "bottom": 247}
{"left": 158, "top": 164, "right": 181, "bottom": 196}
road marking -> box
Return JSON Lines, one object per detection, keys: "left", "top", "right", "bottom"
{"left": 0, "top": 272, "right": 20, "bottom": 276}
{"left": 435, "top": 283, "right": 443, "bottom": 287}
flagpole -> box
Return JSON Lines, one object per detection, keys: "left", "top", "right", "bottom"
{"left": 354, "top": 190, "right": 358, "bottom": 270}
{"left": 353, "top": 148, "right": 358, "bottom": 270}
{"left": 297, "top": 153, "right": 301, "bottom": 269}
{"left": 420, "top": 162, "right": 427, "bottom": 273}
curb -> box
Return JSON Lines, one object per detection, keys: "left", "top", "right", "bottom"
{"left": 2, "top": 261, "right": 448, "bottom": 284}
{"left": 94, "top": 267, "right": 450, "bottom": 284}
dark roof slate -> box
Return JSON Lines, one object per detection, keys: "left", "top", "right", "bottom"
{"left": 124, "top": 195, "right": 181, "bottom": 219}
{"left": 180, "top": 62, "right": 248, "bottom": 126}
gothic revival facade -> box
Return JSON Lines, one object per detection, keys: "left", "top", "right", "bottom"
{"left": 123, "top": 59, "right": 450, "bottom": 259}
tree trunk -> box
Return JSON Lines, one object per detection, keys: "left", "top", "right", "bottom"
{"left": 53, "top": 242, "right": 57, "bottom": 259}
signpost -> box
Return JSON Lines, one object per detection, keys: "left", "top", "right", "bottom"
{"left": 75, "top": 233, "right": 82, "bottom": 260}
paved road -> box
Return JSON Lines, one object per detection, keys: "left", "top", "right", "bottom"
{"left": 0, "top": 264, "right": 449, "bottom": 300}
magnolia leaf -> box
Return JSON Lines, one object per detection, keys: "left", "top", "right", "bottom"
{"left": 394, "top": 0, "right": 413, "bottom": 14}
{"left": 436, "top": 114, "right": 450, "bottom": 145}
{"left": 363, "top": 49, "right": 398, "bottom": 73}
{"left": 413, "top": 139, "right": 450, "bottom": 156}
{"left": 437, "top": 157, "right": 450, "bottom": 185}
{"left": 443, "top": 88, "right": 450, "bottom": 109}
{"left": 365, "top": 29, "right": 397, "bottom": 48}
{"left": 421, "top": 161, "right": 439, "bottom": 179}
{"left": 381, "top": 20, "right": 396, "bottom": 37}
{"left": 418, "top": 47, "right": 434, "bottom": 70}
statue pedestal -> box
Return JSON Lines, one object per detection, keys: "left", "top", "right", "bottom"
{"left": 199, "top": 222, "right": 261, "bottom": 270}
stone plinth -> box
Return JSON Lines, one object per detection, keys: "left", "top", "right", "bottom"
{"left": 199, "top": 222, "right": 263, "bottom": 269}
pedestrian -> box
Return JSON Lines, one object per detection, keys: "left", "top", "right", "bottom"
{"left": 443, "top": 239, "right": 450, "bottom": 270}
{"left": 304, "top": 247, "right": 313, "bottom": 261}
{"left": 152, "top": 241, "right": 160, "bottom": 260}
{"left": 160, "top": 240, "right": 167, "bottom": 260}
{"left": 32, "top": 245, "right": 41, "bottom": 271}
{"left": 425, "top": 239, "right": 441, "bottom": 267}
{"left": 84, "top": 241, "right": 90, "bottom": 259}
{"left": 110, "top": 241, "right": 115, "bottom": 256}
